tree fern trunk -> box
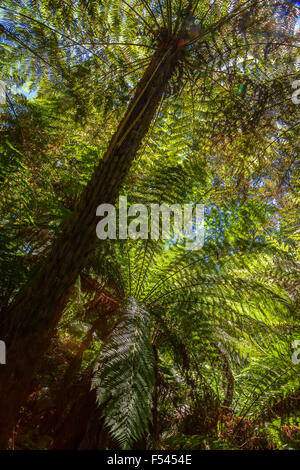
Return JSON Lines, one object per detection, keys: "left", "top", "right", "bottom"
{"left": 0, "top": 40, "right": 182, "bottom": 448}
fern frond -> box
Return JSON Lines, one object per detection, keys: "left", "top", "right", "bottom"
{"left": 92, "top": 298, "right": 155, "bottom": 449}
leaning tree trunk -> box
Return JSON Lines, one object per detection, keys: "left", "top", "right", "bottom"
{"left": 0, "top": 38, "right": 183, "bottom": 448}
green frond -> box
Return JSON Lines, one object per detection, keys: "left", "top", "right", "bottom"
{"left": 92, "top": 299, "right": 155, "bottom": 449}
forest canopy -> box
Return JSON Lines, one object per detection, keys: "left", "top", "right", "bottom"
{"left": 0, "top": 0, "right": 299, "bottom": 451}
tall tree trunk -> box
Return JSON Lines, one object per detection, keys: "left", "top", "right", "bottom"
{"left": 0, "top": 39, "right": 182, "bottom": 448}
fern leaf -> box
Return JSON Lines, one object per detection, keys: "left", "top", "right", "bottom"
{"left": 93, "top": 298, "right": 154, "bottom": 449}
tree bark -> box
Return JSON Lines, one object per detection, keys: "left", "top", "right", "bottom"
{"left": 0, "top": 39, "right": 182, "bottom": 448}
